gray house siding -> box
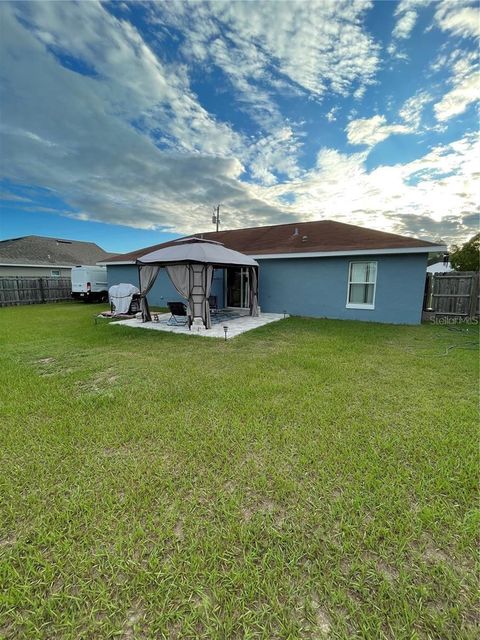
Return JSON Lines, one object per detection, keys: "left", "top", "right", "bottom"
{"left": 107, "top": 252, "right": 428, "bottom": 324}
{"left": 0, "top": 266, "right": 72, "bottom": 278}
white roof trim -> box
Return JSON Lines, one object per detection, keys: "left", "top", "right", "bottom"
{"left": 0, "top": 263, "right": 75, "bottom": 268}
{"left": 252, "top": 246, "right": 446, "bottom": 259}
{"left": 97, "top": 260, "right": 136, "bottom": 266}
{"left": 101, "top": 244, "right": 446, "bottom": 266}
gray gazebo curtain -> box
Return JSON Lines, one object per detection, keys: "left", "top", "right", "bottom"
{"left": 139, "top": 265, "right": 160, "bottom": 322}
{"left": 166, "top": 264, "right": 214, "bottom": 328}
{"left": 166, "top": 265, "right": 192, "bottom": 317}
{"left": 249, "top": 267, "right": 259, "bottom": 317}
{"left": 204, "top": 266, "right": 213, "bottom": 328}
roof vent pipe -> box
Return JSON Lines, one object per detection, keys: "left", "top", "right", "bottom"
{"left": 292, "top": 227, "right": 300, "bottom": 237}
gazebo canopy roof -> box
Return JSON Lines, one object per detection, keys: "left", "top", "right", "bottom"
{"left": 137, "top": 237, "right": 258, "bottom": 268}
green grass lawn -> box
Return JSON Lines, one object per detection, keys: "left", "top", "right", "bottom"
{"left": 0, "top": 303, "right": 478, "bottom": 640}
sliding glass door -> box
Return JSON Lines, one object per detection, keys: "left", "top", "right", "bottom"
{"left": 226, "top": 267, "right": 250, "bottom": 308}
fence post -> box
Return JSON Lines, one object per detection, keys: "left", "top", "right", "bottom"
{"left": 423, "top": 273, "right": 432, "bottom": 311}
{"left": 469, "top": 273, "right": 479, "bottom": 318}
{"left": 38, "top": 277, "right": 45, "bottom": 303}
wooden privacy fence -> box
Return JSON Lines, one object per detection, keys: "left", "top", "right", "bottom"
{"left": 0, "top": 277, "right": 72, "bottom": 307}
{"left": 424, "top": 271, "right": 480, "bottom": 317}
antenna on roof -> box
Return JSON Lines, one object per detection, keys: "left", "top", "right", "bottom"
{"left": 212, "top": 204, "right": 221, "bottom": 233}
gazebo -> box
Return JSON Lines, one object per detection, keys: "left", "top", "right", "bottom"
{"left": 136, "top": 238, "right": 259, "bottom": 329}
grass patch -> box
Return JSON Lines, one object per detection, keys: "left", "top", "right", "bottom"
{"left": 0, "top": 303, "right": 478, "bottom": 639}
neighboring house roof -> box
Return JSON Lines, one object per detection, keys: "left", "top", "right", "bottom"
{"left": 0, "top": 235, "right": 113, "bottom": 267}
{"left": 101, "top": 220, "right": 446, "bottom": 265}
{"left": 427, "top": 261, "right": 453, "bottom": 273}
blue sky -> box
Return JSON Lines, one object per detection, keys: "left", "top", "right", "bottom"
{"left": 0, "top": 0, "right": 478, "bottom": 254}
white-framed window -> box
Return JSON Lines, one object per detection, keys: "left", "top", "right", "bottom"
{"left": 346, "top": 261, "right": 377, "bottom": 309}
{"left": 51, "top": 269, "right": 61, "bottom": 277}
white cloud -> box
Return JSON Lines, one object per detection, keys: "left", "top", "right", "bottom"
{"left": 346, "top": 115, "right": 411, "bottom": 147}
{"left": 247, "top": 127, "right": 302, "bottom": 186}
{"left": 265, "top": 132, "right": 480, "bottom": 245}
{"left": 431, "top": 50, "right": 479, "bottom": 123}
{"left": 0, "top": 0, "right": 382, "bottom": 207}
{"left": 0, "top": 2, "right": 287, "bottom": 232}
{"left": 353, "top": 85, "right": 367, "bottom": 100}
{"left": 325, "top": 108, "right": 338, "bottom": 123}
{"left": 393, "top": 10, "right": 418, "bottom": 39}
{"left": 429, "top": 48, "right": 464, "bottom": 75}
{"left": 434, "top": 71, "right": 480, "bottom": 120}
{"left": 0, "top": 191, "right": 32, "bottom": 203}
{"left": 389, "top": 0, "right": 432, "bottom": 57}
{"left": 429, "top": 45, "right": 478, "bottom": 122}
{"left": 399, "top": 91, "right": 434, "bottom": 129}
{"left": 151, "top": 0, "right": 380, "bottom": 104}
{"left": 13, "top": 1, "right": 242, "bottom": 159}
{"left": 346, "top": 94, "right": 433, "bottom": 152}
{"left": 435, "top": 1, "right": 480, "bottom": 38}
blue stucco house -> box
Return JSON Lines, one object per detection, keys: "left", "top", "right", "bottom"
{"left": 100, "top": 220, "right": 445, "bottom": 325}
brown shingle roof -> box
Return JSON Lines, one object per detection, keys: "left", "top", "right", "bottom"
{"left": 102, "top": 220, "right": 444, "bottom": 263}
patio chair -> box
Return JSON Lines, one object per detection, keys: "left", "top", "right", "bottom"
{"left": 167, "top": 301, "right": 189, "bottom": 325}
{"left": 208, "top": 295, "right": 218, "bottom": 314}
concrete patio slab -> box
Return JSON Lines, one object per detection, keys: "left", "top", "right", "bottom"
{"left": 112, "top": 311, "right": 287, "bottom": 339}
